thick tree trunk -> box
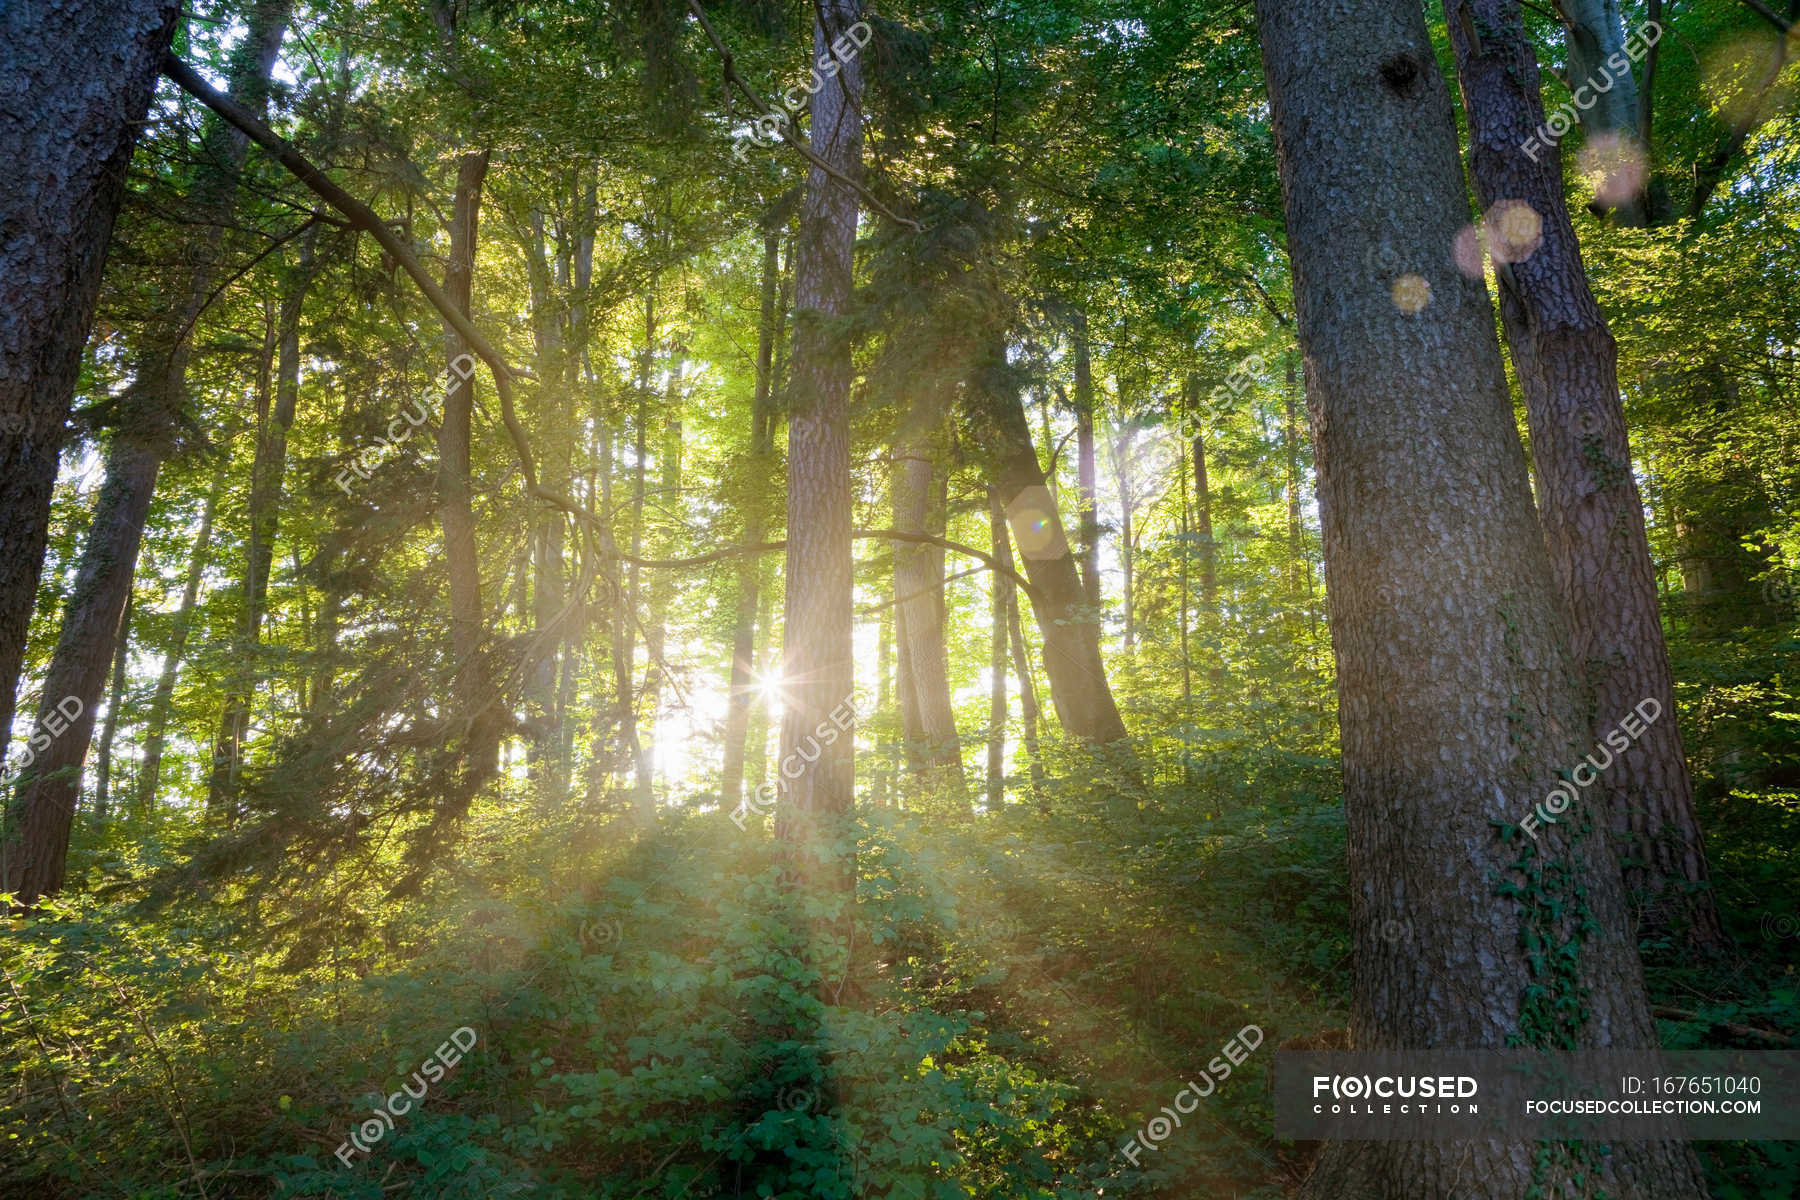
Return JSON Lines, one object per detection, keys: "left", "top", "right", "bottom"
{"left": 437, "top": 150, "right": 497, "bottom": 785}
{"left": 4, "top": 4, "right": 285, "bottom": 896}
{"left": 891, "top": 384, "right": 967, "bottom": 808}
{"left": 966, "top": 339, "right": 1128, "bottom": 747}
{"left": 209, "top": 226, "right": 315, "bottom": 809}
{"left": 1446, "top": 0, "right": 1724, "bottom": 945}
{"left": 1256, "top": 1, "right": 1707, "bottom": 1195}
{"left": 4, "top": 442, "right": 160, "bottom": 904}
{"left": 0, "top": 0, "right": 179, "bottom": 785}
{"left": 92, "top": 592, "right": 134, "bottom": 822}
{"left": 1554, "top": 0, "right": 1649, "bottom": 222}
{"left": 722, "top": 227, "right": 783, "bottom": 810}
{"left": 134, "top": 475, "right": 223, "bottom": 815}
{"left": 772, "top": 0, "right": 864, "bottom": 938}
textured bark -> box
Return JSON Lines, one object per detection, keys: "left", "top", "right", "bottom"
{"left": 1446, "top": 0, "right": 1723, "bottom": 945}
{"left": 436, "top": 150, "right": 497, "bottom": 783}
{"left": 891, "top": 383, "right": 967, "bottom": 807}
{"left": 1256, "top": 1, "right": 1706, "bottom": 1195}
{"left": 134, "top": 474, "right": 223, "bottom": 815}
{"left": 966, "top": 340, "right": 1128, "bottom": 747}
{"left": 4, "top": 443, "right": 160, "bottom": 904}
{"left": 772, "top": 0, "right": 864, "bottom": 927}
{"left": 4, "top": 2, "right": 285, "bottom": 896}
{"left": 209, "top": 226, "right": 315, "bottom": 808}
{"left": 722, "top": 227, "right": 783, "bottom": 809}
{"left": 0, "top": 0, "right": 179, "bottom": 785}
{"left": 92, "top": 592, "right": 134, "bottom": 822}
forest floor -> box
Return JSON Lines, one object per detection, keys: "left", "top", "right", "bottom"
{"left": 3, "top": 741, "right": 1797, "bottom": 1197}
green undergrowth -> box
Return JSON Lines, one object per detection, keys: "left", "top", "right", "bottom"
{"left": 2, "top": 759, "right": 1339, "bottom": 1199}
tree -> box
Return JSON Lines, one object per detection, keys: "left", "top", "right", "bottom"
{"left": 4, "top": 0, "right": 286, "bottom": 902}
{"left": 1444, "top": 0, "right": 1724, "bottom": 944}
{"left": 0, "top": 0, "right": 180, "bottom": 790}
{"left": 771, "top": 0, "right": 866, "bottom": 936}
{"left": 1254, "top": 0, "right": 1708, "bottom": 1194}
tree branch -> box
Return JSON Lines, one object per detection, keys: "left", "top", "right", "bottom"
{"left": 683, "top": 0, "right": 924, "bottom": 232}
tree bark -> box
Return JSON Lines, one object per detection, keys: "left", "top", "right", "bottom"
{"left": 891, "top": 383, "right": 967, "bottom": 808}
{"left": 134, "top": 474, "right": 223, "bottom": 816}
{"left": 1255, "top": 1, "right": 1707, "bottom": 1194}
{"left": 772, "top": 0, "right": 864, "bottom": 945}
{"left": 0, "top": 0, "right": 180, "bottom": 786}
{"left": 3, "top": 2, "right": 286, "bottom": 898}
{"left": 437, "top": 150, "right": 497, "bottom": 786}
{"left": 1445, "top": 0, "right": 1724, "bottom": 945}
{"left": 966, "top": 338, "right": 1128, "bottom": 748}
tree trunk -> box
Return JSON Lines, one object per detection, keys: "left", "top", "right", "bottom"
{"left": 1186, "top": 376, "right": 1218, "bottom": 612}
{"left": 525, "top": 204, "right": 568, "bottom": 795}
{"left": 772, "top": 0, "right": 864, "bottom": 944}
{"left": 437, "top": 149, "right": 497, "bottom": 786}
{"left": 1445, "top": 0, "right": 1724, "bottom": 946}
{"left": 134, "top": 474, "right": 223, "bottom": 815}
{"left": 4, "top": 442, "right": 161, "bottom": 904}
{"left": 1553, "top": 0, "right": 1649, "bottom": 223}
{"left": 1255, "top": 1, "right": 1707, "bottom": 1195}
{"left": 621, "top": 291, "right": 656, "bottom": 820}
{"left": 3, "top": 3, "right": 286, "bottom": 898}
{"left": 0, "top": 0, "right": 179, "bottom": 786}
{"left": 209, "top": 225, "right": 316, "bottom": 809}
{"left": 92, "top": 592, "right": 134, "bottom": 822}
{"left": 1284, "top": 353, "right": 1305, "bottom": 596}
{"left": 723, "top": 226, "right": 784, "bottom": 810}
{"left": 966, "top": 338, "right": 1128, "bottom": 747}
{"left": 986, "top": 491, "right": 1012, "bottom": 809}
{"left": 1110, "top": 419, "right": 1136, "bottom": 651}
{"left": 1071, "top": 315, "right": 1102, "bottom": 609}
{"left": 891, "top": 384, "right": 967, "bottom": 808}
